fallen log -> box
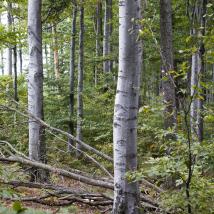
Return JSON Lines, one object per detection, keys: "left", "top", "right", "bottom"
{"left": 0, "top": 180, "right": 112, "bottom": 200}
{"left": 0, "top": 156, "right": 114, "bottom": 190}
{"left": 1, "top": 179, "right": 160, "bottom": 210}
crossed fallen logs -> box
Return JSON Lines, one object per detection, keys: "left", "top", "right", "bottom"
{"left": 0, "top": 155, "right": 161, "bottom": 212}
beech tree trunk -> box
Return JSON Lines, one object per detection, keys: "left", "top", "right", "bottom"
{"left": 68, "top": 4, "right": 77, "bottom": 151}
{"left": 196, "top": 0, "right": 207, "bottom": 142}
{"left": 28, "top": 0, "right": 47, "bottom": 182}
{"left": 12, "top": 14, "right": 18, "bottom": 102}
{"left": 190, "top": 0, "right": 207, "bottom": 142}
{"left": 13, "top": 45, "right": 18, "bottom": 102}
{"left": 113, "top": 0, "right": 142, "bottom": 213}
{"left": 95, "top": 0, "right": 102, "bottom": 85}
{"left": 1, "top": 49, "right": 4, "bottom": 75}
{"left": 7, "top": 2, "right": 12, "bottom": 76}
{"left": 160, "top": 0, "right": 177, "bottom": 130}
{"left": 19, "top": 48, "right": 23, "bottom": 74}
{"left": 0, "top": 16, "right": 4, "bottom": 75}
{"left": 190, "top": 41, "right": 199, "bottom": 135}
{"left": 76, "top": 2, "right": 84, "bottom": 155}
{"left": 103, "top": 0, "right": 112, "bottom": 73}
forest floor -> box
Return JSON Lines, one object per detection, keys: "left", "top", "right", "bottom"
{"left": 1, "top": 178, "right": 112, "bottom": 214}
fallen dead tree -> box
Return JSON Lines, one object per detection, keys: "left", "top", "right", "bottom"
{"left": 1, "top": 180, "right": 161, "bottom": 211}
{"left": 2, "top": 192, "right": 113, "bottom": 207}
{"left": 0, "top": 165, "right": 161, "bottom": 211}
{"left": 0, "top": 156, "right": 113, "bottom": 190}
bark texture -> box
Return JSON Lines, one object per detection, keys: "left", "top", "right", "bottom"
{"left": 95, "top": 0, "right": 102, "bottom": 85}
{"left": 19, "top": 48, "right": 23, "bottom": 74}
{"left": 28, "top": 0, "right": 47, "bottom": 181}
{"left": 0, "top": 16, "right": 4, "bottom": 75}
{"left": 103, "top": 0, "right": 112, "bottom": 73}
{"left": 160, "top": 0, "right": 177, "bottom": 130}
{"left": 196, "top": 0, "right": 207, "bottom": 142}
{"left": 13, "top": 45, "right": 18, "bottom": 102}
{"left": 76, "top": 2, "right": 84, "bottom": 155}
{"left": 190, "top": 0, "right": 207, "bottom": 142}
{"left": 113, "top": 0, "right": 142, "bottom": 213}
{"left": 1, "top": 49, "right": 4, "bottom": 75}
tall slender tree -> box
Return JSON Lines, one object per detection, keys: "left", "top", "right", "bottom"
{"left": 52, "top": 24, "right": 60, "bottom": 79}
{"left": 95, "top": 0, "right": 102, "bottom": 85}
{"left": 13, "top": 45, "right": 18, "bottom": 101}
{"left": 76, "top": 1, "right": 84, "bottom": 155}
{"left": 160, "top": 0, "right": 177, "bottom": 131}
{"left": 11, "top": 14, "right": 18, "bottom": 102}
{"left": 7, "top": 2, "right": 12, "bottom": 76}
{"left": 189, "top": 0, "right": 207, "bottom": 142}
{"left": 68, "top": 3, "right": 77, "bottom": 151}
{"left": 0, "top": 49, "right": 4, "bottom": 75}
{"left": 196, "top": 0, "right": 207, "bottom": 142}
{"left": 103, "top": 0, "right": 112, "bottom": 73}
{"left": 113, "top": 0, "right": 142, "bottom": 213}
{"left": 28, "top": 0, "right": 47, "bottom": 181}
{"left": 0, "top": 15, "right": 4, "bottom": 75}
{"left": 19, "top": 48, "right": 23, "bottom": 74}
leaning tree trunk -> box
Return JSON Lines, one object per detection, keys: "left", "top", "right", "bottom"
{"left": 113, "top": 0, "right": 142, "bottom": 213}
{"left": 76, "top": 2, "right": 84, "bottom": 156}
{"left": 28, "top": 0, "right": 47, "bottom": 182}
{"left": 7, "top": 2, "right": 13, "bottom": 76}
{"left": 68, "top": 4, "right": 77, "bottom": 151}
{"left": 103, "top": 0, "right": 112, "bottom": 73}
{"left": 160, "top": 0, "right": 177, "bottom": 131}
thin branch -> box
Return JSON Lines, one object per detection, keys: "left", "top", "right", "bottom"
{"left": 0, "top": 104, "right": 113, "bottom": 162}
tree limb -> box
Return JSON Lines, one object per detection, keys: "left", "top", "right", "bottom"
{"left": 0, "top": 156, "right": 114, "bottom": 190}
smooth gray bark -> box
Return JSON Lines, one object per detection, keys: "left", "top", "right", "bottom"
{"left": 7, "top": 2, "right": 12, "bottom": 76}
{"left": 1, "top": 49, "right": 4, "bottom": 75}
{"left": 12, "top": 14, "right": 18, "bottom": 102}
{"left": 13, "top": 45, "right": 18, "bottom": 102}
{"left": 28, "top": 0, "right": 47, "bottom": 181}
{"left": 196, "top": 0, "right": 207, "bottom": 142}
{"left": 190, "top": 0, "right": 207, "bottom": 142}
{"left": 103, "top": 0, "right": 112, "bottom": 73}
{"left": 95, "top": 1, "right": 102, "bottom": 85}
{"left": 190, "top": 44, "right": 199, "bottom": 135}
{"left": 68, "top": 4, "right": 77, "bottom": 151}
{"left": 113, "top": 0, "right": 142, "bottom": 213}
{"left": 160, "top": 0, "right": 177, "bottom": 130}
{"left": 19, "top": 48, "right": 23, "bottom": 74}
{"left": 0, "top": 16, "right": 4, "bottom": 75}
{"left": 76, "top": 2, "right": 84, "bottom": 155}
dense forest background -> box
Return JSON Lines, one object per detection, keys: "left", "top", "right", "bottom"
{"left": 0, "top": 0, "right": 213, "bottom": 213}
